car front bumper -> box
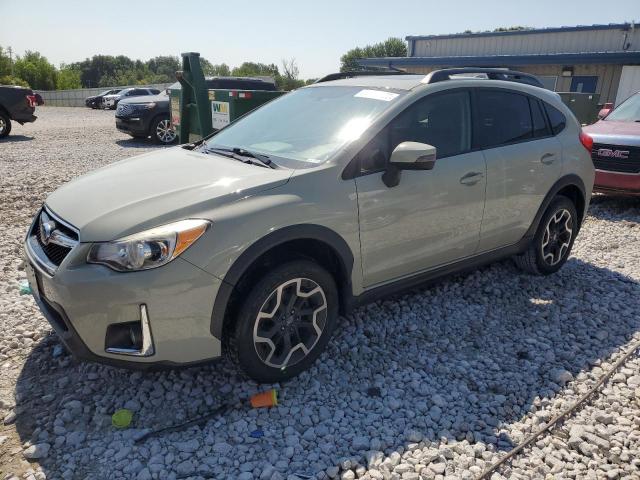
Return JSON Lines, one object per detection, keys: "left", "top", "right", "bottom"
{"left": 25, "top": 237, "right": 224, "bottom": 367}
{"left": 116, "top": 116, "right": 149, "bottom": 136}
{"left": 594, "top": 170, "right": 640, "bottom": 196}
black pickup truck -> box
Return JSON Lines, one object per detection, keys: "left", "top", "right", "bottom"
{"left": 0, "top": 85, "right": 38, "bottom": 138}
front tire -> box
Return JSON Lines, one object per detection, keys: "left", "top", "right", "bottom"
{"left": 0, "top": 112, "right": 12, "bottom": 138}
{"left": 513, "top": 195, "right": 578, "bottom": 275}
{"left": 151, "top": 115, "right": 177, "bottom": 144}
{"left": 228, "top": 260, "right": 338, "bottom": 383}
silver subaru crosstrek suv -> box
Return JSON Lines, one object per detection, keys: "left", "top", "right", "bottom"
{"left": 25, "top": 69, "right": 594, "bottom": 383}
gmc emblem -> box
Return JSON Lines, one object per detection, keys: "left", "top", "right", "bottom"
{"left": 597, "top": 148, "right": 630, "bottom": 159}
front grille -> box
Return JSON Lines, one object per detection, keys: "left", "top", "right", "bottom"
{"left": 29, "top": 208, "right": 79, "bottom": 271}
{"left": 591, "top": 143, "right": 640, "bottom": 174}
{"left": 116, "top": 103, "right": 133, "bottom": 116}
{"left": 116, "top": 103, "right": 147, "bottom": 116}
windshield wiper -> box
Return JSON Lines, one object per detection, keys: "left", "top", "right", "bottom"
{"left": 203, "top": 146, "right": 277, "bottom": 169}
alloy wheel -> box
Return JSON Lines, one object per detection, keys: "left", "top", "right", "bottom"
{"left": 156, "top": 119, "right": 176, "bottom": 144}
{"left": 0, "top": 117, "right": 6, "bottom": 134}
{"left": 253, "top": 278, "right": 328, "bottom": 369}
{"left": 541, "top": 209, "right": 573, "bottom": 266}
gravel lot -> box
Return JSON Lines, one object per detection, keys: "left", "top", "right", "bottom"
{"left": 1, "top": 107, "right": 640, "bottom": 480}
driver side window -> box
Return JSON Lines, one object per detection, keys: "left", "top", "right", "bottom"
{"left": 358, "top": 90, "right": 472, "bottom": 174}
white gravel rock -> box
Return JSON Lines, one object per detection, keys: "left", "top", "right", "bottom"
{"left": 23, "top": 443, "right": 51, "bottom": 460}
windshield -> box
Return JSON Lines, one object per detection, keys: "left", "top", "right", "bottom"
{"left": 204, "top": 86, "right": 403, "bottom": 167}
{"left": 606, "top": 92, "right": 640, "bottom": 122}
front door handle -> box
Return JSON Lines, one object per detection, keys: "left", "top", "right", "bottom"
{"left": 460, "top": 171, "right": 484, "bottom": 185}
{"left": 540, "top": 153, "right": 556, "bottom": 165}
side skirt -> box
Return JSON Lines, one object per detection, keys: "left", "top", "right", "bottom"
{"left": 345, "top": 235, "right": 533, "bottom": 312}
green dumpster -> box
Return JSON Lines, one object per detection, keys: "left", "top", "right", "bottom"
{"left": 170, "top": 52, "right": 286, "bottom": 143}
{"left": 558, "top": 92, "right": 601, "bottom": 126}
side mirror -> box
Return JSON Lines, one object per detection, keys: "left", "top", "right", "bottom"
{"left": 382, "top": 141, "right": 437, "bottom": 188}
{"left": 597, "top": 103, "right": 613, "bottom": 120}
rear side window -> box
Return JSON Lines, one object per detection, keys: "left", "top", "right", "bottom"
{"left": 544, "top": 103, "right": 567, "bottom": 135}
{"left": 474, "top": 90, "right": 533, "bottom": 148}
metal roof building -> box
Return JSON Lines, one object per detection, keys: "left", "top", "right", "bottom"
{"left": 359, "top": 23, "right": 640, "bottom": 105}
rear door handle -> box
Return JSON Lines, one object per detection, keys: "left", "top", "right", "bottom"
{"left": 460, "top": 171, "right": 484, "bottom": 185}
{"left": 540, "top": 153, "right": 556, "bottom": 165}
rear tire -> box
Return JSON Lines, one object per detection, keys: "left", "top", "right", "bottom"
{"left": 0, "top": 112, "right": 12, "bottom": 139}
{"left": 513, "top": 195, "right": 578, "bottom": 275}
{"left": 228, "top": 260, "right": 338, "bottom": 383}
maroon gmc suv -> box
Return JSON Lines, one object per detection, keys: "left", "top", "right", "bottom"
{"left": 583, "top": 91, "right": 640, "bottom": 195}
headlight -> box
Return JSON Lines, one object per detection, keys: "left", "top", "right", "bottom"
{"left": 137, "top": 102, "right": 156, "bottom": 110}
{"left": 87, "top": 219, "right": 209, "bottom": 272}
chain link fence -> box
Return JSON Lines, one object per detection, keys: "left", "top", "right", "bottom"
{"left": 35, "top": 83, "right": 173, "bottom": 107}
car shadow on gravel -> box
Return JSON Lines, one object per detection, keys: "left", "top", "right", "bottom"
{"left": 12, "top": 258, "right": 640, "bottom": 479}
{"left": 1, "top": 135, "right": 35, "bottom": 143}
{"left": 115, "top": 138, "right": 162, "bottom": 149}
{"left": 589, "top": 194, "right": 640, "bottom": 222}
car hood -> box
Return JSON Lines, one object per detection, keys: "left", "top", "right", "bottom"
{"left": 583, "top": 120, "right": 640, "bottom": 146}
{"left": 46, "top": 147, "right": 293, "bottom": 241}
{"left": 119, "top": 94, "right": 169, "bottom": 106}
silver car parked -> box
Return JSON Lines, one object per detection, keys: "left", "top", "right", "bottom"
{"left": 25, "top": 69, "right": 594, "bottom": 382}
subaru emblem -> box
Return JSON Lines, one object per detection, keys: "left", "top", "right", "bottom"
{"left": 39, "top": 212, "right": 56, "bottom": 246}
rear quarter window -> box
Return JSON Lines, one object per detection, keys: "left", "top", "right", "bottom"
{"left": 530, "top": 98, "right": 551, "bottom": 137}
{"left": 543, "top": 103, "right": 566, "bottom": 135}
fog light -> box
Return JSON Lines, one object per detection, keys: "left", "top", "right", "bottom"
{"left": 105, "top": 305, "right": 154, "bottom": 357}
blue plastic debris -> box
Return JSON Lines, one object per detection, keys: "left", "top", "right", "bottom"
{"left": 249, "top": 429, "right": 264, "bottom": 438}
{"left": 52, "top": 344, "right": 64, "bottom": 358}
{"left": 19, "top": 280, "right": 32, "bottom": 295}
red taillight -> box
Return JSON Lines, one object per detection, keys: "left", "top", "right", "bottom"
{"left": 26, "top": 95, "right": 37, "bottom": 108}
{"left": 579, "top": 131, "right": 593, "bottom": 152}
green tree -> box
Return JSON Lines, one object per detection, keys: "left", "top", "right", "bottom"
{"left": 232, "top": 61, "right": 280, "bottom": 78}
{"left": 0, "top": 46, "right": 13, "bottom": 78}
{"left": 493, "top": 26, "right": 531, "bottom": 32}
{"left": 200, "top": 58, "right": 231, "bottom": 77}
{"left": 279, "top": 58, "right": 305, "bottom": 91}
{"left": 147, "top": 55, "right": 180, "bottom": 81}
{"left": 14, "top": 51, "right": 57, "bottom": 89}
{"left": 56, "top": 64, "right": 81, "bottom": 89}
{"left": 0, "top": 75, "right": 29, "bottom": 87}
{"left": 340, "top": 37, "right": 407, "bottom": 72}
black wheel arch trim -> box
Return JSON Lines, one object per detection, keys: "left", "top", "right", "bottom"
{"left": 210, "top": 224, "right": 355, "bottom": 339}
{"left": 524, "top": 174, "right": 587, "bottom": 239}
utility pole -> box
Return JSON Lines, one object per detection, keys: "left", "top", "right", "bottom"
{"left": 7, "top": 46, "right": 13, "bottom": 75}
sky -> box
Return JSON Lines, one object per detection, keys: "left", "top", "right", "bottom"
{"left": 0, "top": 0, "right": 637, "bottom": 79}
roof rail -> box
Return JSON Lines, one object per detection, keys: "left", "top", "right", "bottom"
{"left": 423, "top": 68, "right": 544, "bottom": 88}
{"left": 315, "top": 70, "right": 410, "bottom": 83}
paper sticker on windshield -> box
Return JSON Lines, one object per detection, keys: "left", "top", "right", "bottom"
{"left": 354, "top": 89, "right": 399, "bottom": 102}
